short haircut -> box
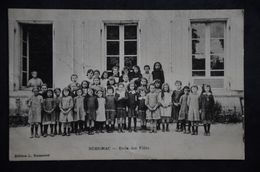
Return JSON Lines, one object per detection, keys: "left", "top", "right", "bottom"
{"left": 93, "top": 76, "right": 100, "bottom": 81}
{"left": 118, "top": 82, "right": 125, "bottom": 87}
{"left": 190, "top": 85, "right": 198, "bottom": 93}
{"left": 175, "top": 80, "right": 182, "bottom": 86}
{"left": 62, "top": 87, "right": 71, "bottom": 97}
{"left": 86, "top": 69, "right": 94, "bottom": 75}
{"left": 107, "top": 86, "right": 114, "bottom": 93}
{"left": 46, "top": 89, "right": 54, "bottom": 98}
{"left": 127, "top": 82, "right": 136, "bottom": 91}
{"left": 94, "top": 70, "right": 100, "bottom": 75}
{"left": 76, "top": 88, "right": 83, "bottom": 95}
{"left": 31, "top": 87, "right": 39, "bottom": 92}
{"left": 70, "top": 74, "right": 78, "bottom": 81}
{"left": 112, "top": 66, "right": 119, "bottom": 71}
{"left": 54, "top": 88, "right": 61, "bottom": 93}
{"left": 144, "top": 65, "right": 150, "bottom": 69}
{"left": 31, "top": 71, "right": 37, "bottom": 75}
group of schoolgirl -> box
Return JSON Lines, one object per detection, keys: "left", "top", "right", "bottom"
{"left": 26, "top": 61, "right": 215, "bottom": 138}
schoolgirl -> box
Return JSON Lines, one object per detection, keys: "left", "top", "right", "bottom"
{"left": 200, "top": 84, "right": 215, "bottom": 136}
{"left": 187, "top": 85, "right": 201, "bottom": 135}
{"left": 42, "top": 89, "right": 56, "bottom": 137}
{"left": 137, "top": 89, "right": 148, "bottom": 132}
{"left": 142, "top": 65, "right": 153, "bottom": 85}
{"left": 145, "top": 83, "right": 161, "bottom": 133}
{"left": 84, "top": 88, "right": 98, "bottom": 135}
{"left": 59, "top": 87, "right": 74, "bottom": 136}
{"left": 154, "top": 79, "right": 162, "bottom": 130}
{"left": 119, "top": 66, "right": 132, "bottom": 83}
{"left": 131, "top": 65, "right": 142, "bottom": 87}
{"left": 137, "top": 78, "right": 148, "bottom": 95}
{"left": 26, "top": 87, "right": 43, "bottom": 138}
{"left": 105, "top": 86, "right": 116, "bottom": 133}
{"left": 115, "top": 82, "right": 128, "bottom": 133}
{"left": 171, "top": 80, "right": 184, "bottom": 132}
{"left": 73, "top": 88, "right": 85, "bottom": 135}
{"left": 100, "top": 71, "right": 109, "bottom": 88}
{"left": 126, "top": 82, "right": 138, "bottom": 132}
{"left": 68, "top": 74, "right": 81, "bottom": 97}
{"left": 54, "top": 88, "right": 62, "bottom": 135}
{"left": 106, "top": 76, "right": 117, "bottom": 96}
{"left": 96, "top": 90, "right": 106, "bottom": 133}
{"left": 122, "top": 74, "right": 130, "bottom": 90}
{"left": 94, "top": 70, "right": 101, "bottom": 78}
{"left": 91, "top": 76, "right": 106, "bottom": 97}
{"left": 86, "top": 69, "right": 94, "bottom": 85}
{"left": 154, "top": 79, "right": 162, "bottom": 94}
{"left": 178, "top": 86, "right": 190, "bottom": 134}
{"left": 111, "top": 66, "right": 120, "bottom": 84}
{"left": 39, "top": 83, "right": 48, "bottom": 135}
{"left": 81, "top": 80, "right": 90, "bottom": 97}
{"left": 151, "top": 62, "right": 165, "bottom": 84}
{"left": 158, "top": 83, "right": 172, "bottom": 132}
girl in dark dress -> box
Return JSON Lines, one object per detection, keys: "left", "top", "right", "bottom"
{"left": 131, "top": 65, "right": 142, "bottom": 87}
{"left": 84, "top": 88, "right": 98, "bottom": 135}
{"left": 126, "top": 82, "right": 138, "bottom": 132}
{"left": 200, "top": 84, "right": 215, "bottom": 136}
{"left": 151, "top": 62, "right": 165, "bottom": 84}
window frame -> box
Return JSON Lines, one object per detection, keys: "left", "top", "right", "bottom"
{"left": 103, "top": 21, "right": 140, "bottom": 73}
{"left": 189, "top": 19, "right": 228, "bottom": 89}
{"left": 18, "top": 21, "right": 54, "bottom": 90}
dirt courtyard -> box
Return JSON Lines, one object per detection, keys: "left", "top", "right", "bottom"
{"left": 9, "top": 123, "right": 244, "bottom": 160}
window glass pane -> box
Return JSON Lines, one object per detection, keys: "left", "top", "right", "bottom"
{"left": 124, "top": 56, "right": 137, "bottom": 69}
{"left": 125, "top": 41, "right": 137, "bottom": 55}
{"left": 192, "top": 71, "right": 205, "bottom": 77}
{"left": 192, "top": 39, "right": 205, "bottom": 54}
{"left": 210, "top": 39, "right": 224, "bottom": 54}
{"left": 192, "top": 55, "right": 205, "bottom": 70}
{"left": 107, "top": 26, "right": 119, "bottom": 40}
{"left": 191, "top": 23, "right": 206, "bottom": 38}
{"left": 210, "top": 22, "right": 224, "bottom": 38}
{"left": 23, "top": 42, "right": 27, "bottom": 56}
{"left": 22, "top": 72, "right": 27, "bottom": 86}
{"left": 211, "top": 71, "right": 224, "bottom": 76}
{"left": 107, "top": 41, "right": 119, "bottom": 55}
{"left": 23, "top": 27, "right": 27, "bottom": 41}
{"left": 211, "top": 54, "right": 224, "bottom": 70}
{"left": 107, "top": 56, "right": 119, "bottom": 71}
{"left": 22, "top": 57, "right": 27, "bottom": 71}
{"left": 124, "top": 25, "right": 137, "bottom": 39}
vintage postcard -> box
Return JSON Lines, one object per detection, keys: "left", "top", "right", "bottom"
{"left": 9, "top": 9, "right": 244, "bottom": 160}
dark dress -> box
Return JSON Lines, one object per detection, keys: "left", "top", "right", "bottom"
{"left": 200, "top": 93, "right": 215, "bottom": 123}
{"left": 84, "top": 95, "right": 98, "bottom": 120}
{"left": 127, "top": 91, "right": 138, "bottom": 118}
{"left": 171, "top": 89, "right": 184, "bottom": 121}
{"left": 137, "top": 96, "right": 147, "bottom": 120}
{"left": 115, "top": 91, "right": 128, "bottom": 118}
{"left": 131, "top": 72, "right": 142, "bottom": 87}
{"left": 152, "top": 70, "right": 165, "bottom": 84}
{"left": 105, "top": 95, "right": 116, "bottom": 120}
{"left": 54, "top": 96, "right": 62, "bottom": 122}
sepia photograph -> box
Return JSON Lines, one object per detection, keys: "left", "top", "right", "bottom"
{"left": 8, "top": 9, "right": 244, "bottom": 160}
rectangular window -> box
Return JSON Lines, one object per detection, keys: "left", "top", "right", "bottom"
{"left": 20, "top": 24, "right": 53, "bottom": 88}
{"left": 105, "top": 24, "right": 138, "bottom": 74}
{"left": 191, "top": 22, "right": 225, "bottom": 77}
